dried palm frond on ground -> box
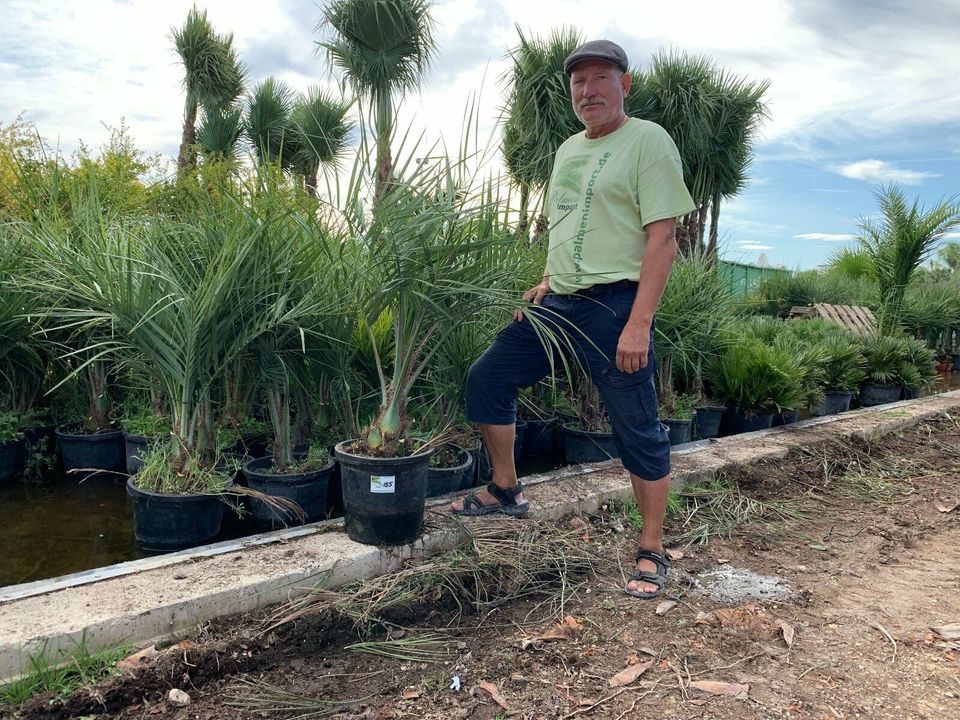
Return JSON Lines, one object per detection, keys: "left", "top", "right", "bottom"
{"left": 224, "top": 677, "right": 370, "bottom": 719}
{"left": 666, "top": 476, "right": 810, "bottom": 547}
{"left": 265, "top": 517, "right": 600, "bottom": 634}
{"left": 345, "top": 633, "right": 453, "bottom": 663}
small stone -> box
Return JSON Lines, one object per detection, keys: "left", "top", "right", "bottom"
{"left": 655, "top": 600, "right": 678, "bottom": 616}
{"left": 167, "top": 689, "right": 191, "bottom": 707}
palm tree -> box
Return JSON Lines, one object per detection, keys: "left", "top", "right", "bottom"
{"left": 500, "top": 27, "right": 582, "bottom": 240}
{"left": 195, "top": 106, "right": 244, "bottom": 162}
{"left": 639, "top": 51, "right": 768, "bottom": 258}
{"left": 172, "top": 6, "right": 246, "bottom": 174}
{"left": 318, "top": 0, "right": 436, "bottom": 194}
{"left": 858, "top": 185, "right": 960, "bottom": 334}
{"left": 826, "top": 246, "right": 873, "bottom": 280}
{"left": 245, "top": 77, "right": 295, "bottom": 167}
{"left": 289, "top": 88, "right": 354, "bottom": 197}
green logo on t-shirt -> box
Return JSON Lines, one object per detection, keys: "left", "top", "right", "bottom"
{"left": 553, "top": 154, "right": 590, "bottom": 211}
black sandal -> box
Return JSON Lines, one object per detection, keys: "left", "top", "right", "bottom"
{"left": 624, "top": 549, "right": 670, "bottom": 599}
{"left": 452, "top": 481, "right": 529, "bottom": 517}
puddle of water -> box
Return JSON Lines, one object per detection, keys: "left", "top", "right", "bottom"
{"left": 0, "top": 470, "right": 264, "bottom": 588}
{"left": 0, "top": 473, "right": 146, "bottom": 587}
{"left": 691, "top": 565, "right": 801, "bottom": 604}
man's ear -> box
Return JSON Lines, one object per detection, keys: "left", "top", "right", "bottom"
{"left": 621, "top": 72, "right": 633, "bottom": 96}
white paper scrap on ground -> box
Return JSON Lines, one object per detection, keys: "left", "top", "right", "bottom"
{"left": 450, "top": 675, "right": 461, "bottom": 692}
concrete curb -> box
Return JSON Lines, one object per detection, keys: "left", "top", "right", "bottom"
{"left": 1, "top": 390, "right": 958, "bottom": 680}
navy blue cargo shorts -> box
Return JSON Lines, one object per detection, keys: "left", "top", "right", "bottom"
{"left": 465, "top": 280, "right": 671, "bottom": 481}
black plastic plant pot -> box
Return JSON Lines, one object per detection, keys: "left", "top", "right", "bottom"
{"left": 242, "top": 455, "right": 335, "bottom": 528}
{"left": 725, "top": 408, "right": 774, "bottom": 435}
{"left": 463, "top": 444, "right": 482, "bottom": 489}
{"left": 427, "top": 444, "right": 474, "bottom": 498}
{"left": 662, "top": 418, "right": 692, "bottom": 445}
{"left": 126, "top": 478, "right": 228, "bottom": 552}
{"left": 902, "top": 386, "right": 921, "bottom": 400}
{"left": 952, "top": 354, "right": 960, "bottom": 372}
{"left": 122, "top": 431, "right": 162, "bottom": 475}
{"left": 694, "top": 406, "right": 725, "bottom": 440}
{"left": 0, "top": 438, "right": 23, "bottom": 485}
{"left": 522, "top": 418, "right": 560, "bottom": 459}
{"left": 56, "top": 424, "right": 125, "bottom": 476}
{"left": 859, "top": 382, "right": 903, "bottom": 407}
{"left": 810, "top": 390, "right": 853, "bottom": 417}
{"left": 771, "top": 409, "right": 799, "bottom": 427}
{"left": 335, "top": 440, "right": 432, "bottom": 546}
{"left": 561, "top": 423, "right": 619, "bottom": 464}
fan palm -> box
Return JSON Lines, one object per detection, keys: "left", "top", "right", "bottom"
{"left": 195, "top": 106, "right": 244, "bottom": 162}
{"left": 245, "top": 77, "right": 296, "bottom": 167}
{"left": 172, "top": 6, "right": 246, "bottom": 174}
{"left": 288, "top": 88, "right": 354, "bottom": 197}
{"left": 857, "top": 185, "right": 960, "bottom": 334}
{"left": 319, "top": 0, "right": 436, "bottom": 194}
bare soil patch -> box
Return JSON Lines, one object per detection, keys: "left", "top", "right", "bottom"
{"left": 7, "top": 415, "right": 960, "bottom": 720}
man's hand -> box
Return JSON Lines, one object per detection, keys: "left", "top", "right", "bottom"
{"left": 616, "top": 321, "right": 650, "bottom": 373}
{"left": 514, "top": 280, "right": 551, "bottom": 321}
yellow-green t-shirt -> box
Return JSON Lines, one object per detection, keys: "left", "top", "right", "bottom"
{"left": 545, "top": 118, "right": 695, "bottom": 294}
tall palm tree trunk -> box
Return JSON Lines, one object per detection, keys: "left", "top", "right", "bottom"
{"left": 178, "top": 102, "right": 199, "bottom": 174}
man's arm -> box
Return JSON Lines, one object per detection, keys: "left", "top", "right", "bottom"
{"left": 616, "top": 217, "right": 677, "bottom": 373}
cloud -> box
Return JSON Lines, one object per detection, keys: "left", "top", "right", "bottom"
{"left": 945, "top": 232, "right": 960, "bottom": 238}
{"left": 831, "top": 159, "right": 939, "bottom": 185}
{"left": 736, "top": 242, "right": 774, "bottom": 250}
{"left": 793, "top": 233, "right": 854, "bottom": 242}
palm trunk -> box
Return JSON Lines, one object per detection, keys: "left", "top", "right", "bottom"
{"left": 304, "top": 171, "right": 318, "bottom": 198}
{"left": 374, "top": 92, "right": 393, "bottom": 199}
{"left": 706, "top": 193, "right": 721, "bottom": 261}
{"left": 177, "top": 99, "right": 199, "bottom": 175}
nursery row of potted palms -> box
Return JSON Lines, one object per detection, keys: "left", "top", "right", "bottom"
{"left": 1, "top": 132, "right": 546, "bottom": 551}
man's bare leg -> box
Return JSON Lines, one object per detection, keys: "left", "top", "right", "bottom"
{"left": 625, "top": 473, "right": 670, "bottom": 594}
{"left": 450, "top": 423, "right": 525, "bottom": 511}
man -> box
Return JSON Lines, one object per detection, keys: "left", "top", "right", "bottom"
{"left": 451, "top": 39, "right": 695, "bottom": 600}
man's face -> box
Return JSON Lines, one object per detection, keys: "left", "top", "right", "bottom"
{"left": 569, "top": 60, "right": 632, "bottom": 130}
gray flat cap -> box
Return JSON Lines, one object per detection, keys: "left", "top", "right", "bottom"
{"left": 563, "top": 39, "right": 628, "bottom": 75}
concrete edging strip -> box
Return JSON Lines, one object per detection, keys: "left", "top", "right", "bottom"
{"left": 1, "top": 390, "right": 958, "bottom": 680}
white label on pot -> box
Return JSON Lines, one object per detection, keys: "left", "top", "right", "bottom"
{"left": 370, "top": 475, "right": 396, "bottom": 494}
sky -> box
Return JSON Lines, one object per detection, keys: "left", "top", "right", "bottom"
{"left": 2, "top": 0, "right": 959, "bottom": 270}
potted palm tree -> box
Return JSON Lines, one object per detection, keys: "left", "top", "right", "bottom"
{"left": 559, "top": 374, "right": 619, "bottom": 464}
{"left": 900, "top": 336, "right": 937, "bottom": 400}
{"left": 705, "top": 335, "right": 805, "bottom": 434}
{"left": 27, "top": 175, "right": 334, "bottom": 550}
{"left": 659, "top": 393, "right": 698, "bottom": 445}
{"left": 654, "top": 251, "right": 733, "bottom": 441}
{"left": 859, "top": 333, "right": 911, "bottom": 406}
{"left": 809, "top": 332, "right": 866, "bottom": 416}
{"left": 333, "top": 156, "right": 526, "bottom": 545}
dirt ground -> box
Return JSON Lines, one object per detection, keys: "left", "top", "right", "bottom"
{"left": 6, "top": 414, "right": 960, "bottom": 720}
